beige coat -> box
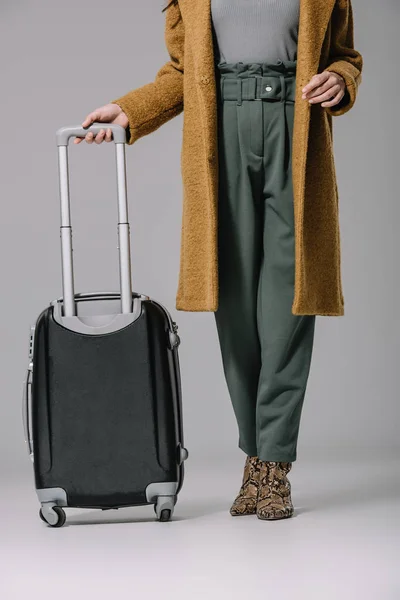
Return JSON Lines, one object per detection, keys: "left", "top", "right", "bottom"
{"left": 112, "top": 0, "right": 363, "bottom": 315}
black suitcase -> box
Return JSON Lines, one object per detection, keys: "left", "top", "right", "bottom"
{"left": 22, "top": 123, "right": 188, "bottom": 527}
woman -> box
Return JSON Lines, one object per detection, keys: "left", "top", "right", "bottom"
{"left": 75, "top": 0, "right": 363, "bottom": 520}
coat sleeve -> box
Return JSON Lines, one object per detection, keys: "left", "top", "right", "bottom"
{"left": 323, "top": 0, "right": 363, "bottom": 117}
{"left": 109, "top": 1, "right": 184, "bottom": 144}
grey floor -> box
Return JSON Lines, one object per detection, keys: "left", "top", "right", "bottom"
{"left": 1, "top": 450, "right": 398, "bottom": 600}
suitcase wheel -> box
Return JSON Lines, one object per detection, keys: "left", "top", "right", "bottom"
{"left": 154, "top": 496, "right": 175, "bottom": 522}
{"left": 159, "top": 509, "right": 172, "bottom": 522}
{"left": 39, "top": 506, "right": 66, "bottom": 528}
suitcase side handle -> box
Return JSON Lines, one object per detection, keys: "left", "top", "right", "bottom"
{"left": 56, "top": 123, "right": 133, "bottom": 318}
{"left": 22, "top": 363, "right": 34, "bottom": 461}
{"left": 56, "top": 123, "right": 127, "bottom": 146}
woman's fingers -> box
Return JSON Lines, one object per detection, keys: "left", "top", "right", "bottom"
{"left": 303, "top": 80, "right": 332, "bottom": 100}
{"left": 74, "top": 109, "right": 105, "bottom": 144}
{"left": 84, "top": 132, "right": 94, "bottom": 144}
{"left": 321, "top": 90, "right": 345, "bottom": 108}
{"left": 73, "top": 132, "right": 94, "bottom": 144}
{"left": 308, "top": 84, "right": 343, "bottom": 105}
{"left": 94, "top": 129, "right": 106, "bottom": 144}
{"left": 82, "top": 110, "right": 101, "bottom": 129}
{"left": 74, "top": 104, "right": 126, "bottom": 144}
{"left": 74, "top": 128, "right": 113, "bottom": 144}
{"left": 302, "top": 72, "right": 330, "bottom": 98}
{"left": 302, "top": 71, "right": 346, "bottom": 107}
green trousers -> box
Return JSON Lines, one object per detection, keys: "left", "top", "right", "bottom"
{"left": 214, "top": 59, "right": 316, "bottom": 463}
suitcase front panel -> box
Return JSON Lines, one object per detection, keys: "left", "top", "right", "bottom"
{"left": 31, "top": 301, "right": 179, "bottom": 508}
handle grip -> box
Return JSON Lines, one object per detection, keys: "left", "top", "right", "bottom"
{"left": 56, "top": 122, "right": 127, "bottom": 146}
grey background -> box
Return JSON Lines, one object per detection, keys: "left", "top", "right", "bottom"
{"left": 0, "top": 2, "right": 398, "bottom": 598}
{"left": 1, "top": 0, "right": 397, "bottom": 472}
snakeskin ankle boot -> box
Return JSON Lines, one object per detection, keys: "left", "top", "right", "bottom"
{"left": 230, "top": 455, "right": 261, "bottom": 516}
{"left": 256, "top": 461, "right": 294, "bottom": 520}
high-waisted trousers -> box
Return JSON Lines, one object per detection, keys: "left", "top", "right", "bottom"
{"left": 214, "top": 59, "right": 316, "bottom": 463}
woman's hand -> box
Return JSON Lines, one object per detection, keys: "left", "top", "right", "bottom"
{"left": 302, "top": 71, "right": 346, "bottom": 109}
{"left": 74, "top": 103, "right": 129, "bottom": 144}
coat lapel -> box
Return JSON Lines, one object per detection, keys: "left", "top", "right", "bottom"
{"left": 297, "top": 0, "right": 336, "bottom": 76}
{"left": 292, "top": 0, "right": 336, "bottom": 191}
{"left": 185, "top": 0, "right": 215, "bottom": 77}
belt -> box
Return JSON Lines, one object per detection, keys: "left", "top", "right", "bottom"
{"left": 219, "top": 74, "right": 296, "bottom": 104}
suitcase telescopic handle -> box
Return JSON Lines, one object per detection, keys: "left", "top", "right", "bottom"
{"left": 55, "top": 122, "right": 133, "bottom": 317}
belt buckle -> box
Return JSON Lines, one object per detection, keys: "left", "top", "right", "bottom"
{"left": 260, "top": 76, "right": 278, "bottom": 100}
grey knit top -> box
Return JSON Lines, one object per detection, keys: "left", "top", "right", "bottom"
{"left": 211, "top": 0, "right": 300, "bottom": 65}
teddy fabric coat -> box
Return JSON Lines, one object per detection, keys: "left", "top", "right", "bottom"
{"left": 111, "top": 0, "right": 363, "bottom": 316}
